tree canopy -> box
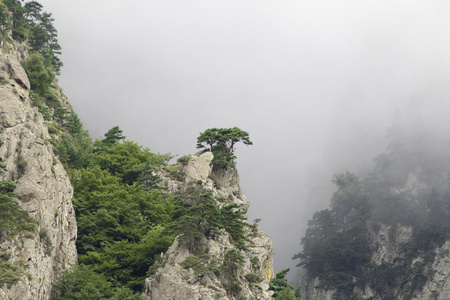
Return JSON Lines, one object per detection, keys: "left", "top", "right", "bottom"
{"left": 196, "top": 127, "right": 252, "bottom": 166}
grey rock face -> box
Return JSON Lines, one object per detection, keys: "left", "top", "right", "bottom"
{"left": 0, "top": 51, "right": 77, "bottom": 299}
{"left": 184, "top": 151, "right": 213, "bottom": 182}
{"left": 302, "top": 169, "right": 450, "bottom": 300}
{"left": 413, "top": 241, "right": 450, "bottom": 300}
{"left": 144, "top": 153, "right": 274, "bottom": 299}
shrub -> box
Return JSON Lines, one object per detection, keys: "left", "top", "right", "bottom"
{"left": 0, "top": 180, "right": 35, "bottom": 236}
{"left": 15, "top": 154, "right": 27, "bottom": 178}
{"left": 21, "top": 53, "right": 55, "bottom": 98}
{"left": 39, "top": 228, "right": 53, "bottom": 256}
{"left": 0, "top": 251, "right": 26, "bottom": 288}
{"left": 245, "top": 272, "right": 263, "bottom": 284}
{"left": 177, "top": 155, "right": 191, "bottom": 166}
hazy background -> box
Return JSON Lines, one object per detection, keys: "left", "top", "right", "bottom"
{"left": 38, "top": 0, "right": 450, "bottom": 282}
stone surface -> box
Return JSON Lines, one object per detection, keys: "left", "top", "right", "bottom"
{"left": 5, "top": 54, "right": 30, "bottom": 90}
{"left": 302, "top": 169, "right": 450, "bottom": 300}
{"left": 413, "top": 241, "right": 450, "bottom": 300}
{"left": 144, "top": 156, "right": 273, "bottom": 299}
{"left": 184, "top": 151, "right": 213, "bottom": 183}
{"left": 0, "top": 48, "right": 77, "bottom": 300}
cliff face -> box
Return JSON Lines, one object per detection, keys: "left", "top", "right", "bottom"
{"left": 301, "top": 169, "right": 450, "bottom": 300}
{"left": 301, "top": 222, "right": 413, "bottom": 300}
{"left": 142, "top": 152, "right": 274, "bottom": 300}
{"left": 0, "top": 45, "right": 77, "bottom": 299}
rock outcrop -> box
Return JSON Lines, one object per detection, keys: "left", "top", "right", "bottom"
{"left": 301, "top": 168, "right": 450, "bottom": 300}
{"left": 142, "top": 152, "right": 274, "bottom": 300}
{"left": 0, "top": 45, "right": 77, "bottom": 299}
{"left": 301, "top": 222, "right": 414, "bottom": 300}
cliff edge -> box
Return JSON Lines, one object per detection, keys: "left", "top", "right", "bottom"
{"left": 142, "top": 152, "right": 274, "bottom": 300}
{"left": 0, "top": 42, "right": 77, "bottom": 299}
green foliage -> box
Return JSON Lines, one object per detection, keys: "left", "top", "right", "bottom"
{"left": 364, "top": 262, "right": 402, "bottom": 298}
{"left": 0, "top": 162, "right": 6, "bottom": 173}
{"left": 40, "top": 122, "right": 173, "bottom": 293}
{"left": 27, "top": 8, "right": 62, "bottom": 73}
{"left": 269, "top": 268, "right": 299, "bottom": 299}
{"left": 39, "top": 228, "right": 53, "bottom": 256}
{"left": 96, "top": 140, "right": 171, "bottom": 184}
{"left": 222, "top": 249, "right": 245, "bottom": 297}
{"left": 73, "top": 166, "right": 173, "bottom": 251}
{"left": 21, "top": 53, "right": 55, "bottom": 96}
{"left": 0, "top": 251, "right": 27, "bottom": 288}
{"left": 3, "top": 0, "right": 63, "bottom": 73}
{"left": 222, "top": 249, "right": 244, "bottom": 275}
{"left": 250, "top": 256, "right": 260, "bottom": 271}
{"left": 0, "top": 76, "right": 8, "bottom": 85}
{"left": 293, "top": 172, "right": 370, "bottom": 298}
{"left": 0, "top": 180, "right": 35, "bottom": 236}
{"left": 169, "top": 192, "right": 248, "bottom": 251}
{"left": 53, "top": 130, "right": 93, "bottom": 170}
{"left": 3, "top": 0, "right": 63, "bottom": 121}
{"left": 177, "top": 154, "right": 191, "bottom": 166}
{"left": 61, "top": 126, "right": 175, "bottom": 292}
{"left": 65, "top": 111, "right": 83, "bottom": 135}
{"left": 180, "top": 252, "right": 220, "bottom": 275}
{"left": 169, "top": 193, "right": 220, "bottom": 251}
{"left": 181, "top": 255, "right": 202, "bottom": 272}
{"left": 295, "top": 143, "right": 450, "bottom": 298}
{"left": 15, "top": 154, "right": 27, "bottom": 178}
{"left": 220, "top": 203, "right": 248, "bottom": 249}
{"left": 197, "top": 127, "right": 252, "bottom": 167}
{"left": 79, "top": 226, "right": 174, "bottom": 291}
{"left": 0, "top": 6, "right": 9, "bottom": 30}
{"left": 93, "top": 126, "right": 125, "bottom": 153}
{"left": 51, "top": 265, "right": 140, "bottom": 300}
{"left": 245, "top": 272, "right": 263, "bottom": 284}
{"left": 3, "top": 0, "right": 27, "bottom": 41}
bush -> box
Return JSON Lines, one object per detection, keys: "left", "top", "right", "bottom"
{"left": 245, "top": 273, "right": 263, "bottom": 284}
{"left": 15, "top": 154, "right": 27, "bottom": 177}
{"left": 177, "top": 155, "right": 191, "bottom": 166}
{"left": 0, "top": 251, "right": 26, "bottom": 288}
{"left": 0, "top": 180, "right": 35, "bottom": 236}
{"left": 39, "top": 228, "right": 53, "bottom": 256}
{"left": 181, "top": 255, "right": 205, "bottom": 275}
{"left": 21, "top": 53, "right": 55, "bottom": 98}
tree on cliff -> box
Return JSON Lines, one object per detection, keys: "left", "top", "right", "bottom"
{"left": 196, "top": 127, "right": 252, "bottom": 166}
{"left": 93, "top": 126, "right": 125, "bottom": 153}
{"left": 269, "top": 268, "right": 300, "bottom": 299}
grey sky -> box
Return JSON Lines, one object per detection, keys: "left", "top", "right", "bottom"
{"left": 38, "top": 0, "right": 450, "bottom": 281}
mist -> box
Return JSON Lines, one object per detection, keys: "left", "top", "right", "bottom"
{"left": 38, "top": 0, "right": 450, "bottom": 282}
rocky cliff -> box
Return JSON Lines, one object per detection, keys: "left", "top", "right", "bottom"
{"left": 301, "top": 166, "right": 450, "bottom": 300}
{"left": 0, "top": 42, "right": 77, "bottom": 299}
{"left": 142, "top": 152, "right": 274, "bottom": 300}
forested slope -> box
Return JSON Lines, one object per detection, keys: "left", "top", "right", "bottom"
{"left": 295, "top": 119, "right": 450, "bottom": 299}
{"left": 0, "top": 2, "right": 289, "bottom": 299}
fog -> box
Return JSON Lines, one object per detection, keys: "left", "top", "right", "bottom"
{"left": 38, "top": 0, "right": 450, "bottom": 282}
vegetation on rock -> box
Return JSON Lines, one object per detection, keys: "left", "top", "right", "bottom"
{"left": 295, "top": 121, "right": 450, "bottom": 299}
{"left": 3, "top": 0, "right": 62, "bottom": 72}
{"left": 0, "top": 180, "right": 35, "bottom": 236}
{"left": 269, "top": 268, "right": 300, "bottom": 299}
{"left": 1, "top": 3, "right": 269, "bottom": 298}
{"left": 197, "top": 127, "right": 252, "bottom": 167}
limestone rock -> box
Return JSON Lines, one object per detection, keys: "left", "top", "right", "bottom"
{"left": 301, "top": 167, "right": 450, "bottom": 300}
{"left": 144, "top": 154, "right": 273, "bottom": 299}
{"left": 0, "top": 50, "right": 77, "bottom": 300}
{"left": 184, "top": 151, "right": 213, "bottom": 183}
{"left": 144, "top": 228, "right": 274, "bottom": 300}
{"left": 5, "top": 54, "right": 30, "bottom": 90}
{"left": 413, "top": 241, "right": 450, "bottom": 300}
